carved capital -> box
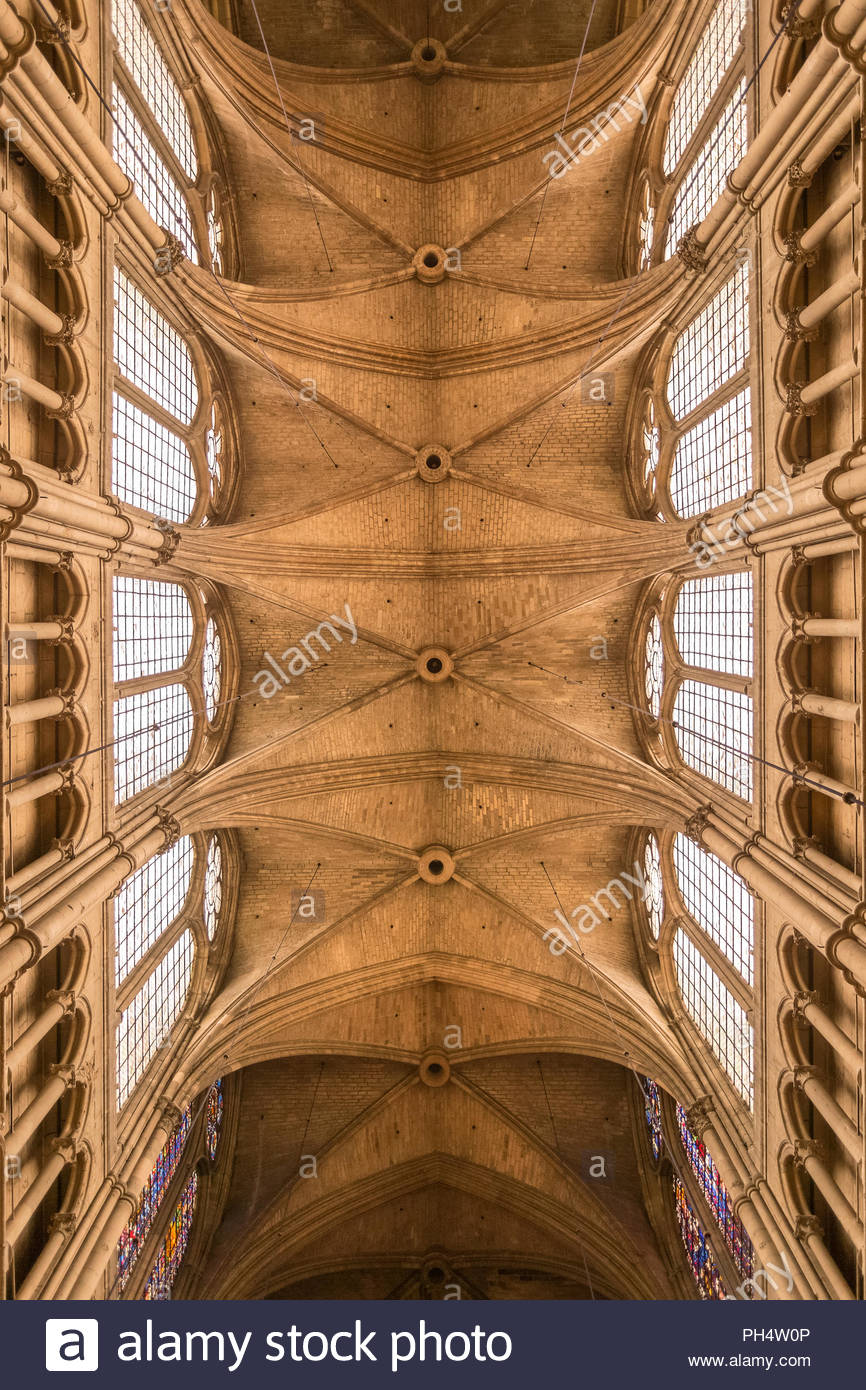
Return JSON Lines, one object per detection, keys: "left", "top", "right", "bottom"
{"left": 783, "top": 307, "right": 818, "bottom": 342}
{"left": 157, "top": 1097, "right": 184, "bottom": 1134}
{"left": 792, "top": 1138, "right": 820, "bottom": 1165}
{"left": 38, "top": 14, "right": 71, "bottom": 42}
{"left": 790, "top": 616, "right": 817, "bottom": 642}
{"left": 782, "top": 231, "right": 817, "bottom": 267}
{"left": 793, "top": 1065, "right": 817, "bottom": 1093}
{"left": 45, "top": 170, "right": 72, "bottom": 198}
{"left": 47, "top": 688, "right": 76, "bottom": 720}
{"left": 153, "top": 519, "right": 180, "bottom": 565}
{"left": 45, "top": 986, "right": 77, "bottom": 1013}
{"left": 785, "top": 382, "right": 818, "bottom": 417}
{"left": 49, "top": 1134, "right": 79, "bottom": 1164}
{"left": 49, "top": 1210, "right": 78, "bottom": 1237}
{"left": 683, "top": 804, "right": 713, "bottom": 848}
{"left": 52, "top": 551, "right": 75, "bottom": 573}
{"left": 684, "top": 1095, "right": 714, "bottom": 1140}
{"left": 794, "top": 1214, "right": 822, "bottom": 1241}
{"left": 792, "top": 833, "right": 821, "bottom": 857}
{"left": 676, "top": 225, "right": 707, "bottom": 273}
{"left": 790, "top": 543, "right": 809, "bottom": 567}
{"left": 44, "top": 240, "right": 73, "bottom": 270}
{"left": 791, "top": 989, "right": 817, "bottom": 1024}
{"left": 787, "top": 160, "right": 813, "bottom": 188}
{"left": 48, "top": 616, "right": 75, "bottom": 645}
{"left": 156, "top": 807, "right": 182, "bottom": 850}
{"left": 46, "top": 392, "right": 76, "bottom": 421}
{"left": 154, "top": 232, "right": 186, "bottom": 276}
{"left": 51, "top": 836, "right": 75, "bottom": 862}
{"left": 43, "top": 313, "right": 77, "bottom": 347}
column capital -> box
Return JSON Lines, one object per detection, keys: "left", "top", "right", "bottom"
{"left": 684, "top": 1094, "right": 714, "bottom": 1140}
{"left": 44, "top": 240, "right": 74, "bottom": 270}
{"left": 683, "top": 804, "right": 713, "bottom": 848}
{"left": 676, "top": 226, "right": 707, "bottom": 273}
{"left": 45, "top": 171, "right": 73, "bottom": 198}
{"left": 787, "top": 160, "right": 813, "bottom": 189}
{"left": 49, "top": 1210, "right": 78, "bottom": 1237}
{"left": 154, "top": 232, "right": 186, "bottom": 277}
{"left": 153, "top": 518, "right": 181, "bottom": 566}
{"left": 785, "top": 382, "right": 818, "bottom": 417}
{"left": 782, "top": 231, "right": 817, "bottom": 267}
{"left": 791, "top": 989, "right": 818, "bottom": 1025}
{"left": 43, "top": 313, "right": 77, "bottom": 348}
{"left": 156, "top": 807, "right": 183, "bottom": 851}
{"left": 46, "top": 392, "right": 76, "bottom": 422}
{"left": 783, "top": 307, "right": 819, "bottom": 343}
{"left": 792, "top": 1138, "right": 820, "bottom": 1165}
{"left": 794, "top": 1214, "right": 822, "bottom": 1241}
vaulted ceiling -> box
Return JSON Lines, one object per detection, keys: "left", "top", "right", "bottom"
{"left": 170, "top": 0, "right": 699, "bottom": 1298}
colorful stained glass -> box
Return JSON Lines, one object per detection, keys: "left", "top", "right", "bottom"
{"left": 674, "top": 1177, "right": 728, "bottom": 1299}
{"left": 677, "top": 1104, "right": 754, "bottom": 1281}
{"left": 144, "top": 1170, "right": 198, "bottom": 1299}
{"left": 117, "top": 1106, "right": 191, "bottom": 1289}
{"left": 206, "top": 1079, "right": 224, "bottom": 1162}
{"left": 643, "top": 1079, "right": 664, "bottom": 1160}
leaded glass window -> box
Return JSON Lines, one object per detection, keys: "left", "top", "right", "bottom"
{"left": 663, "top": 0, "right": 748, "bottom": 177}
{"left": 666, "top": 81, "right": 747, "bottom": 255}
{"left": 203, "top": 617, "right": 221, "bottom": 722}
{"left": 112, "top": 392, "right": 196, "bottom": 523}
{"left": 674, "top": 573, "right": 753, "bottom": 677}
{"left": 673, "top": 928, "right": 753, "bottom": 1104}
{"left": 643, "top": 1078, "right": 664, "bottom": 1159}
{"left": 117, "top": 929, "right": 194, "bottom": 1107}
{"left": 206, "top": 403, "right": 223, "bottom": 492}
{"left": 677, "top": 1104, "right": 754, "bottom": 1281}
{"left": 674, "top": 1177, "right": 728, "bottom": 1298}
{"left": 206, "top": 1079, "right": 224, "bottom": 1161}
{"left": 112, "top": 85, "right": 197, "bottom": 263}
{"left": 645, "top": 613, "right": 664, "bottom": 719}
{"left": 203, "top": 836, "right": 222, "bottom": 940}
{"left": 673, "top": 681, "right": 753, "bottom": 800}
{"left": 115, "top": 837, "right": 194, "bottom": 985}
{"left": 670, "top": 389, "right": 752, "bottom": 518}
{"left": 644, "top": 835, "right": 664, "bottom": 939}
{"left": 114, "top": 267, "right": 198, "bottom": 426}
{"left": 144, "top": 1170, "right": 197, "bottom": 1299}
{"left": 117, "top": 1105, "right": 192, "bottom": 1289}
{"left": 112, "top": 0, "right": 197, "bottom": 180}
{"left": 667, "top": 266, "right": 749, "bottom": 422}
{"left": 674, "top": 834, "right": 753, "bottom": 984}
{"left": 641, "top": 397, "right": 660, "bottom": 491}
{"left": 114, "top": 684, "right": 194, "bottom": 804}
{"left": 113, "top": 577, "right": 194, "bottom": 683}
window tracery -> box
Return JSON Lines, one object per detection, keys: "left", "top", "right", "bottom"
{"left": 644, "top": 834, "right": 664, "bottom": 939}
{"left": 203, "top": 835, "right": 223, "bottom": 941}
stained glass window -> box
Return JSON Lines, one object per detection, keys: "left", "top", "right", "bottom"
{"left": 674, "top": 573, "right": 753, "bottom": 678}
{"left": 645, "top": 614, "right": 664, "bottom": 719}
{"left": 112, "top": 392, "right": 196, "bottom": 523}
{"left": 206, "top": 1079, "right": 224, "bottom": 1161}
{"left": 117, "top": 929, "right": 194, "bottom": 1107}
{"left": 144, "top": 1170, "right": 198, "bottom": 1299}
{"left": 674, "top": 833, "right": 753, "bottom": 984}
{"left": 203, "top": 617, "right": 222, "bottom": 722}
{"left": 673, "top": 681, "right": 753, "bottom": 800}
{"left": 112, "top": 0, "right": 197, "bottom": 180}
{"left": 644, "top": 835, "right": 664, "bottom": 939}
{"left": 674, "top": 1177, "right": 728, "bottom": 1298}
{"left": 203, "top": 835, "right": 222, "bottom": 940}
{"left": 673, "top": 928, "right": 753, "bottom": 1105}
{"left": 677, "top": 1104, "right": 754, "bottom": 1281}
{"left": 670, "top": 389, "right": 752, "bottom": 518}
{"left": 113, "top": 85, "right": 197, "bottom": 263}
{"left": 114, "top": 684, "right": 194, "bottom": 804}
{"left": 667, "top": 82, "right": 747, "bottom": 255}
{"left": 113, "top": 577, "right": 194, "bottom": 683}
{"left": 643, "top": 1078, "right": 664, "bottom": 1160}
{"left": 667, "top": 265, "right": 749, "bottom": 422}
{"left": 663, "top": 0, "right": 748, "bottom": 177}
{"left": 114, "top": 267, "right": 198, "bottom": 426}
{"left": 117, "top": 1105, "right": 192, "bottom": 1289}
{"left": 114, "top": 836, "right": 194, "bottom": 985}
